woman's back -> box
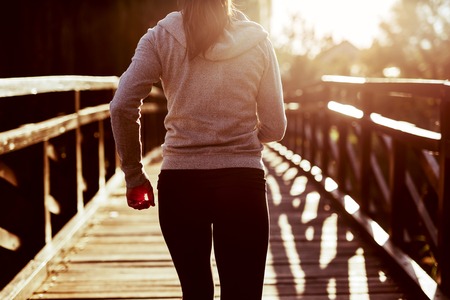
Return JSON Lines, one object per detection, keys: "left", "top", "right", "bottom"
{"left": 112, "top": 11, "right": 286, "bottom": 170}
{"left": 110, "top": 6, "right": 286, "bottom": 188}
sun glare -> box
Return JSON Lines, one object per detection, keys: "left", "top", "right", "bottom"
{"left": 270, "top": 0, "right": 397, "bottom": 50}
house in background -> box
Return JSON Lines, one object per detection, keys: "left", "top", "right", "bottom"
{"left": 314, "top": 40, "right": 362, "bottom": 77}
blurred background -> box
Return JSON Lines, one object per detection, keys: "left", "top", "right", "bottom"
{"left": 1, "top": 0, "right": 449, "bottom": 93}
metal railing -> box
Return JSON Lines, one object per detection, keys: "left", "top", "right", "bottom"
{"left": 279, "top": 75, "right": 450, "bottom": 299}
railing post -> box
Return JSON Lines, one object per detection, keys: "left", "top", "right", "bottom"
{"left": 438, "top": 87, "right": 450, "bottom": 295}
{"left": 337, "top": 118, "right": 348, "bottom": 191}
{"left": 298, "top": 93, "right": 307, "bottom": 158}
{"left": 75, "top": 90, "right": 84, "bottom": 213}
{"left": 321, "top": 87, "right": 330, "bottom": 175}
{"left": 359, "top": 90, "right": 373, "bottom": 213}
{"left": 43, "top": 140, "right": 52, "bottom": 244}
{"left": 310, "top": 111, "right": 317, "bottom": 166}
{"left": 292, "top": 110, "right": 299, "bottom": 153}
{"left": 300, "top": 110, "right": 306, "bottom": 157}
{"left": 286, "top": 110, "right": 295, "bottom": 152}
{"left": 389, "top": 139, "right": 407, "bottom": 247}
{"left": 98, "top": 119, "right": 106, "bottom": 192}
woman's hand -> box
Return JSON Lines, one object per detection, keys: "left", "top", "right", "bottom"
{"left": 126, "top": 180, "right": 155, "bottom": 210}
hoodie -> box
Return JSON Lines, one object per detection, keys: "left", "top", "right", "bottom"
{"left": 110, "top": 11, "right": 287, "bottom": 188}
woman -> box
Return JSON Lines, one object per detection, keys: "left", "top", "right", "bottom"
{"left": 110, "top": 0, "right": 286, "bottom": 299}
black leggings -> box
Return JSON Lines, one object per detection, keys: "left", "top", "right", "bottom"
{"left": 157, "top": 168, "right": 269, "bottom": 300}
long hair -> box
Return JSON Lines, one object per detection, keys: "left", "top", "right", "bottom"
{"left": 179, "top": 0, "right": 234, "bottom": 59}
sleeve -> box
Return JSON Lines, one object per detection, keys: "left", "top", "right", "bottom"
{"left": 109, "top": 29, "right": 162, "bottom": 188}
{"left": 256, "top": 38, "right": 287, "bottom": 143}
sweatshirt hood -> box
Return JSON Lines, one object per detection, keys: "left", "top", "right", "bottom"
{"left": 157, "top": 10, "right": 269, "bottom": 61}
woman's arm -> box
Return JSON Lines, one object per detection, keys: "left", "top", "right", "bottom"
{"left": 256, "top": 39, "right": 287, "bottom": 144}
{"left": 110, "top": 29, "right": 162, "bottom": 188}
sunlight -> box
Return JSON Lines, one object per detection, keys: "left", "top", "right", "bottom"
{"left": 383, "top": 66, "right": 401, "bottom": 78}
{"left": 292, "top": 197, "right": 301, "bottom": 208}
{"left": 344, "top": 195, "right": 360, "bottom": 215}
{"left": 310, "top": 166, "right": 322, "bottom": 176}
{"left": 370, "top": 220, "right": 389, "bottom": 246}
{"left": 378, "top": 270, "right": 387, "bottom": 283}
{"left": 268, "top": 154, "right": 284, "bottom": 168}
{"left": 284, "top": 150, "right": 295, "bottom": 160}
{"left": 264, "top": 248, "right": 280, "bottom": 298}
{"left": 370, "top": 113, "right": 441, "bottom": 140}
{"left": 324, "top": 177, "right": 339, "bottom": 192}
{"left": 0, "top": 227, "right": 21, "bottom": 251}
{"left": 0, "top": 161, "right": 18, "bottom": 186}
{"left": 301, "top": 191, "right": 320, "bottom": 223}
{"left": 270, "top": 0, "right": 397, "bottom": 50}
{"left": 311, "top": 166, "right": 323, "bottom": 182}
{"left": 277, "top": 144, "right": 289, "bottom": 156}
{"left": 346, "top": 231, "right": 354, "bottom": 242}
{"left": 305, "top": 226, "right": 314, "bottom": 241}
{"left": 328, "top": 101, "right": 364, "bottom": 119}
{"left": 109, "top": 211, "right": 119, "bottom": 219}
{"left": 314, "top": 173, "right": 323, "bottom": 182}
{"left": 322, "top": 75, "right": 366, "bottom": 84}
{"left": 327, "top": 278, "right": 337, "bottom": 300}
{"left": 46, "top": 195, "right": 61, "bottom": 215}
{"left": 410, "top": 259, "right": 439, "bottom": 299}
{"left": 267, "top": 174, "right": 282, "bottom": 206}
{"left": 299, "top": 160, "right": 311, "bottom": 172}
{"left": 291, "top": 154, "right": 302, "bottom": 165}
{"left": 282, "top": 167, "right": 299, "bottom": 182}
{"left": 275, "top": 161, "right": 291, "bottom": 175}
{"left": 279, "top": 214, "right": 306, "bottom": 294}
{"left": 285, "top": 102, "right": 300, "bottom": 111}
{"left": 348, "top": 248, "right": 369, "bottom": 300}
{"left": 320, "top": 213, "right": 338, "bottom": 269}
{"left": 290, "top": 175, "right": 308, "bottom": 196}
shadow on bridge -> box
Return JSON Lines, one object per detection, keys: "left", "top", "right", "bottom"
{"left": 2, "top": 147, "right": 421, "bottom": 299}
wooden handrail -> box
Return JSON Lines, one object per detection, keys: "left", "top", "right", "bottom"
{"left": 0, "top": 75, "right": 119, "bottom": 98}
{"left": 282, "top": 75, "right": 450, "bottom": 298}
{"left": 0, "top": 104, "right": 109, "bottom": 155}
{"left": 322, "top": 75, "right": 448, "bottom": 97}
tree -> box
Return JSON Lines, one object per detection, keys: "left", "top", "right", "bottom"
{"left": 0, "top": 0, "right": 179, "bottom": 77}
{"left": 361, "top": 0, "right": 450, "bottom": 79}
{"left": 271, "top": 12, "right": 343, "bottom": 95}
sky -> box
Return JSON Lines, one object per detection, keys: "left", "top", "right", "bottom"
{"left": 270, "top": 0, "right": 398, "bottom": 50}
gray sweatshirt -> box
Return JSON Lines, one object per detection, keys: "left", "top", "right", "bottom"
{"left": 110, "top": 11, "right": 287, "bottom": 188}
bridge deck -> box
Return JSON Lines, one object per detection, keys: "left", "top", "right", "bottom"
{"left": 27, "top": 147, "right": 416, "bottom": 299}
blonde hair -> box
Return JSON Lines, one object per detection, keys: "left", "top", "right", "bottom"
{"left": 179, "top": 0, "right": 234, "bottom": 59}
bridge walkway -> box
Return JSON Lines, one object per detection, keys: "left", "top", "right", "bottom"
{"left": 26, "top": 147, "right": 417, "bottom": 299}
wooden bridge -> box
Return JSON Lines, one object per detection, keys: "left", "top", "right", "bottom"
{"left": 0, "top": 76, "right": 449, "bottom": 299}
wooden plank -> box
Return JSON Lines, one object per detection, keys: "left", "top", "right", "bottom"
{"left": 267, "top": 144, "right": 441, "bottom": 299}
{"left": 0, "top": 165, "right": 126, "bottom": 300}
